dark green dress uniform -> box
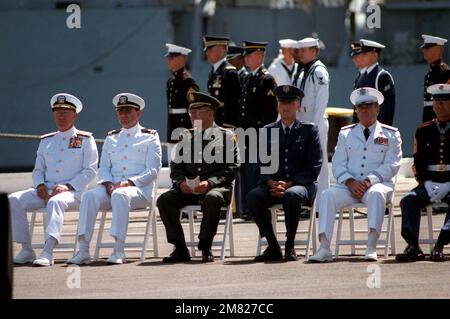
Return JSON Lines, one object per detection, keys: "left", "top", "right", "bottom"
{"left": 157, "top": 92, "right": 240, "bottom": 261}
{"left": 423, "top": 59, "right": 449, "bottom": 122}
{"left": 166, "top": 67, "right": 199, "bottom": 143}
{"left": 207, "top": 60, "right": 241, "bottom": 128}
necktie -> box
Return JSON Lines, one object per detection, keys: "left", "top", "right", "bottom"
{"left": 285, "top": 126, "right": 291, "bottom": 137}
{"left": 364, "top": 127, "right": 370, "bottom": 141}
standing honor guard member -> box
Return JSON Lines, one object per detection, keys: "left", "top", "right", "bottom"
{"left": 294, "top": 37, "right": 330, "bottom": 205}
{"left": 165, "top": 43, "right": 199, "bottom": 163}
{"left": 68, "top": 93, "right": 162, "bottom": 265}
{"left": 421, "top": 34, "right": 449, "bottom": 123}
{"left": 247, "top": 85, "right": 322, "bottom": 262}
{"left": 309, "top": 87, "right": 402, "bottom": 262}
{"left": 268, "top": 39, "right": 297, "bottom": 86}
{"left": 396, "top": 84, "right": 450, "bottom": 263}
{"left": 239, "top": 40, "right": 278, "bottom": 220}
{"left": 9, "top": 93, "right": 98, "bottom": 266}
{"left": 204, "top": 35, "right": 241, "bottom": 128}
{"left": 350, "top": 39, "right": 396, "bottom": 125}
{"left": 157, "top": 91, "right": 240, "bottom": 263}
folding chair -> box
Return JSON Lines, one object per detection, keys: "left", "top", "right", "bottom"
{"left": 255, "top": 199, "right": 317, "bottom": 260}
{"left": 334, "top": 182, "right": 397, "bottom": 259}
{"left": 181, "top": 183, "right": 235, "bottom": 261}
{"left": 29, "top": 208, "right": 79, "bottom": 256}
{"left": 94, "top": 181, "right": 159, "bottom": 262}
{"left": 419, "top": 202, "right": 449, "bottom": 251}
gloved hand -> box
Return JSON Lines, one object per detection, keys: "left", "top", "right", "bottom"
{"left": 429, "top": 182, "right": 450, "bottom": 203}
{"left": 424, "top": 181, "right": 435, "bottom": 198}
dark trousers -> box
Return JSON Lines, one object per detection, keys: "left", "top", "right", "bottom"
{"left": 238, "top": 162, "right": 258, "bottom": 215}
{"left": 247, "top": 185, "right": 313, "bottom": 242}
{"left": 157, "top": 187, "right": 231, "bottom": 250}
{"left": 400, "top": 185, "right": 450, "bottom": 246}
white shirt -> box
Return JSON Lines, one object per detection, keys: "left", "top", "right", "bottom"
{"left": 32, "top": 126, "right": 98, "bottom": 196}
{"left": 268, "top": 55, "right": 295, "bottom": 86}
{"left": 98, "top": 123, "right": 162, "bottom": 201}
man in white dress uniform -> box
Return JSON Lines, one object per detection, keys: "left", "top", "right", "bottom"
{"left": 293, "top": 37, "right": 330, "bottom": 205}
{"left": 309, "top": 87, "right": 402, "bottom": 262}
{"left": 68, "top": 93, "right": 162, "bottom": 265}
{"left": 9, "top": 93, "right": 98, "bottom": 266}
{"left": 268, "top": 38, "right": 297, "bottom": 86}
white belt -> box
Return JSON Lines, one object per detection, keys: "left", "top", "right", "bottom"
{"left": 424, "top": 101, "right": 433, "bottom": 107}
{"left": 169, "top": 109, "right": 188, "bottom": 114}
{"left": 427, "top": 164, "right": 450, "bottom": 172}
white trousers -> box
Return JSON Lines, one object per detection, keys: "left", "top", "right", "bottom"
{"left": 8, "top": 188, "right": 79, "bottom": 244}
{"left": 316, "top": 118, "right": 329, "bottom": 205}
{"left": 77, "top": 185, "right": 149, "bottom": 243}
{"left": 318, "top": 183, "right": 393, "bottom": 242}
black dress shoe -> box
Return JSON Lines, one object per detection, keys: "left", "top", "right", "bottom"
{"left": 430, "top": 244, "right": 445, "bottom": 262}
{"left": 395, "top": 245, "right": 425, "bottom": 262}
{"left": 162, "top": 248, "right": 191, "bottom": 263}
{"left": 254, "top": 247, "right": 283, "bottom": 262}
{"left": 285, "top": 247, "right": 298, "bottom": 262}
{"left": 201, "top": 249, "right": 215, "bottom": 263}
{"left": 240, "top": 211, "right": 252, "bottom": 221}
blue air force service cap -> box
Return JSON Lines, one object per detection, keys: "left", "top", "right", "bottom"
{"left": 350, "top": 87, "right": 384, "bottom": 106}
{"left": 112, "top": 93, "right": 145, "bottom": 111}
{"left": 50, "top": 93, "right": 82, "bottom": 113}
{"left": 274, "top": 85, "right": 304, "bottom": 102}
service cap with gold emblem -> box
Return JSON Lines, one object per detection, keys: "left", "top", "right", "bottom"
{"left": 187, "top": 91, "right": 221, "bottom": 111}
{"left": 112, "top": 93, "right": 145, "bottom": 111}
{"left": 203, "top": 35, "right": 229, "bottom": 51}
{"left": 50, "top": 93, "right": 83, "bottom": 113}
{"left": 242, "top": 40, "right": 268, "bottom": 55}
{"left": 350, "top": 39, "right": 385, "bottom": 57}
{"left": 350, "top": 87, "right": 384, "bottom": 106}
{"left": 427, "top": 83, "right": 450, "bottom": 100}
{"left": 274, "top": 85, "right": 304, "bottom": 102}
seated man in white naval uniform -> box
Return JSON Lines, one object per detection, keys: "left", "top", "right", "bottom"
{"left": 309, "top": 87, "right": 402, "bottom": 262}
{"left": 68, "top": 93, "right": 162, "bottom": 265}
{"left": 9, "top": 93, "right": 98, "bottom": 266}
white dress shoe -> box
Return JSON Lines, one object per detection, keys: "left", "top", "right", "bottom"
{"left": 308, "top": 247, "right": 333, "bottom": 262}
{"left": 364, "top": 247, "right": 378, "bottom": 261}
{"left": 14, "top": 249, "right": 36, "bottom": 264}
{"left": 106, "top": 251, "right": 126, "bottom": 264}
{"left": 32, "top": 251, "right": 54, "bottom": 267}
{"left": 67, "top": 251, "right": 92, "bottom": 265}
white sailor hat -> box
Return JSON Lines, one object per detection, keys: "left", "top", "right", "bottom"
{"left": 427, "top": 83, "right": 450, "bottom": 100}
{"left": 350, "top": 87, "right": 384, "bottom": 106}
{"left": 279, "top": 39, "right": 297, "bottom": 48}
{"left": 112, "top": 93, "right": 145, "bottom": 111}
{"left": 296, "top": 37, "right": 320, "bottom": 48}
{"left": 420, "top": 34, "right": 448, "bottom": 49}
{"left": 165, "top": 43, "right": 192, "bottom": 57}
{"left": 50, "top": 93, "right": 82, "bottom": 113}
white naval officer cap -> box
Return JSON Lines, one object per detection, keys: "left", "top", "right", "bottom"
{"left": 350, "top": 87, "right": 384, "bottom": 106}
{"left": 296, "top": 37, "right": 320, "bottom": 48}
{"left": 420, "top": 34, "right": 448, "bottom": 49}
{"left": 50, "top": 93, "right": 82, "bottom": 113}
{"left": 165, "top": 43, "right": 192, "bottom": 57}
{"left": 278, "top": 39, "right": 297, "bottom": 48}
{"left": 427, "top": 83, "right": 450, "bottom": 100}
{"left": 360, "top": 39, "right": 385, "bottom": 50}
{"left": 112, "top": 93, "right": 145, "bottom": 111}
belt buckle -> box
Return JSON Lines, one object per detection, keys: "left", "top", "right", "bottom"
{"left": 437, "top": 164, "right": 446, "bottom": 172}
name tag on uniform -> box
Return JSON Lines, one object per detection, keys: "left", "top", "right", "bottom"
{"left": 374, "top": 136, "right": 388, "bottom": 145}
{"left": 69, "top": 136, "right": 83, "bottom": 148}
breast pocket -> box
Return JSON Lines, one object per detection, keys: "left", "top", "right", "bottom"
{"left": 371, "top": 144, "right": 388, "bottom": 162}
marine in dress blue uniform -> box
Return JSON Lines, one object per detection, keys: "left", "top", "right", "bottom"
{"left": 68, "top": 93, "right": 162, "bottom": 265}
{"left": 247, "top": 85, "right": 322, "bottom": 262}
{"left": 350, "top": 39, "right": 396, "bottom": 125}
{"left": 9, "top": 93, "right": 98, "bottom": 266}
{"left": 310, "top": 87, "right": 402, "bottom": 262}
{"left": 420, "top": 35, "right": 449, "bottom": 123}
{"left": 396, "top": 84, "right": 450, "bottom": 262}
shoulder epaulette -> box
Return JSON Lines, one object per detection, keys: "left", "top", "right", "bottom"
{"left": 419, "top": 119, "right": 436, "bottom": 129}
{"left": 141, "top": 128, "right": 157, "bottom": 135}
{"left": 40, "top": 132, "right": 57, "bottom": 139}
{"left": 76, "top": 130, "right": 93, "bottom": 137}
{"left": 380, "top": 123, "right": 398, "bottom": 131}
{"left": 225, "top": 65, "right": 236, "bottom": 70}
{"left": 439, "top": 62, "right": 449, "bottom": 71}
{"left": 340, "top": 124, "right": 356, "bottom": 130}
{"left": 261, "top": 68, "right": 269, "bottom": 75}
{"left": 107, "top": 128, "right": 122, "bottom": 136}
